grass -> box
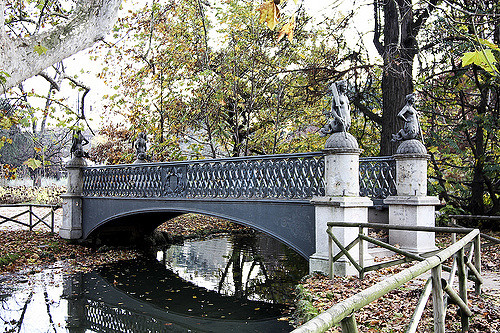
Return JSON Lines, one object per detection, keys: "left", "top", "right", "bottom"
{"left": 0, "top": 253, "right": 21, "bottom": 267}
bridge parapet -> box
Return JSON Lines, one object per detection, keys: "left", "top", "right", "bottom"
{"left": 81, "top": 153, "right": 396, "bottom": 202}
{"left": 82, "top": 152, "right": 325, "bottom": 200}
{"left": 359, "top": 157, "right": 396, "bottom": 203}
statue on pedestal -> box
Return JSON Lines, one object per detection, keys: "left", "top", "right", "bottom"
{"left": 392, "top": 93, "right": 421, "bottom": 142}
{"left": 320, "top": 80, "right": 351, "bottom": 135}
{"left": 70, "top": 130, "right": 89, "bottom": 158}
{"left": 392, "top": 93, "right": 427, "bottom": 155}
{"left": 134, "top": 132, "right": 147, "bottom": 162}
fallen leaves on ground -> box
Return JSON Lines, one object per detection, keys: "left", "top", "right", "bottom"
{"left": 0, "top": 185, "right": 65, "bottom": 205}
{"left": 0, "top": 230, "right": 139, "bottom": 275}
{"left": 0, "top": 214, "right": 250, "bottom": 276}
{"left": 157, "top": 213, "right": 251, "bottom": 239}
{"left": 294, "top": 231, "right": 500, "bottom": 332}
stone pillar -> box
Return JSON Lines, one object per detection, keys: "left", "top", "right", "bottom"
{"left": 310, "top": 132, "right": 372, "bottom": 275}
{"left": 59, "top": 157, "right": 86, "bottom": 239}
{"left": 384, "top": 139, "right": 440, "bottom": 254}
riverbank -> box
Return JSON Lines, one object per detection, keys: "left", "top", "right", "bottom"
{"left": 1, "top": 224, "right": 499, "bottom": 332}
{"left": 0, "top": 212, "right": 253, "bottom": 275}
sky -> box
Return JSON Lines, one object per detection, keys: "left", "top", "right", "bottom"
{"left": 21, "top": 0, "right": 377, "bottom": 133}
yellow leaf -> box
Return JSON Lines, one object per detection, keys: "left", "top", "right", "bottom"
{"left": 34, "top": 44, "right": 48, "bottom": 55}
{"left": 24, "top": 158, "right": 42, "bottom": 170}
{"left": 462, "top": 50, "right": 497, "bottom": 73}
{"left": 257, "top": 1, "right": 280, "bottom": 30}
{"left": 478, "top": 38, "right": 499, "bottom": 50}
{"left": 277, "top": 15, "right": 295, "bottom": 42}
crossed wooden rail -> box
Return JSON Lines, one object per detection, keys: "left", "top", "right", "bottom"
{"left": 0, "top": 204, "right": 61, "bottom": 233}
{"left": 293, "top": 222, "right": 488, "bottom": 333}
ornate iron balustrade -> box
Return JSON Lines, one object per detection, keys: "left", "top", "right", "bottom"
{"left": 82, "top": 152, "right": 325, "bottom": 200}
{"left": 82, "top": 153, "right": 396, "bottom": 201}
{"left": 359, "top": 156, "right": 396, "bottom": 200}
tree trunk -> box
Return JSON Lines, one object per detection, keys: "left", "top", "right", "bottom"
{"left": 380, "top": 61, "right": 414, "bottom": 155}
{"left": 0, "top": 0, "right": 121, "bottom": 90}
{"left": 375, "top": 0, "right": 420, "bottom": 156}
{"left": 469, "top": 70, "right": 488, "bottom": 215}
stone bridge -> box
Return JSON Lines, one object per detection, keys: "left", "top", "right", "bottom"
{"left": 61, "top": 152, "right": 396, "bottom": 259}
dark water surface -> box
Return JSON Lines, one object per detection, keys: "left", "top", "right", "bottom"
{"left": 0, "top": 232, "right": 308, "bottom": 332}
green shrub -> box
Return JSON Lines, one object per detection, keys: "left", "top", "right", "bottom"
{"left": 0, "top": 253, "right": 20, "bottom": 267}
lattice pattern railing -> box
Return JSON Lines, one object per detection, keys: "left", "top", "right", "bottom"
{"left": 82, "top": 153, "right": 396, "bottom": 201}
{"left": 84, "top": 299, "right": 171, "bottom": 332}
{"left": 359, "top": 157, "right": 396, "bottom": 200}
{"left": 82, "top": 153, "right": 325, "bottom": 200}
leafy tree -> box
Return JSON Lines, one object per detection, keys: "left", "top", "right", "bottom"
{"left": 418, "top": 0, "right": 500, "bottom": 217}
{"left": 98, "top": 0, "right": 378, "bottom": 160}
{"left": 89, "top": 124, "right": 134, "bottom": 164}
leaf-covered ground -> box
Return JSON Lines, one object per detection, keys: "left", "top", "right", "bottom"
{"left": 293, "top": 231, "right": 500, "bottom": 332}
{"left": 0, "top": 230, "right": 140, "bottom": 275}
{"left": 0, "top": 186, "right": 65, "bottom": 205}
{"left": 0, "top": 214, "right": 251, "bottom": 275}
{"left": 156, "top": 213, "right": 251, "bottom": 239}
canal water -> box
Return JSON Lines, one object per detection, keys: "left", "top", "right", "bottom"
{"left": 0, "top": 232, "right": 308, "bottom": 332}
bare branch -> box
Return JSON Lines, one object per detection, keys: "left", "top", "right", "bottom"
{"left": 413, "top": 0, "right": 439, "bottom": 37}
{"left": 352, "top": 97, "right": 383, "bottom": 125}
{"left": 0, "top": 0, "right": 5, "bottom": 40}
{"left": 35, "top": 0, "right": 51, "bottom": 34}
{"left": 373, "top": 0, "right": 385, "bottom": 56}
{"left": 37, "top": 71, "right": 61, "bottom": 91}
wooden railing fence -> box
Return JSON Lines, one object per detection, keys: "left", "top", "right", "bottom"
{"left": 293, "top": 222, "right": 487, "bottom": 333}
{"left": 0, "top": 204, "right": 61, "bottom": 233}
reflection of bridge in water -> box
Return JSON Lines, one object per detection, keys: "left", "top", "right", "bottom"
{"left": 64, "top": 259, "right": 293, "bottom": 332}
{"left": 63, "top": 153, "right": 396, "bottom": 259}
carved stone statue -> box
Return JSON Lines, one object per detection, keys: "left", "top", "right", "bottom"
{"left": 70, "top": 130, "right": 89, "bottom": 158}
{"left": 392, "top": 93, "right": 421, "bottom": 142}
{"left": 320, "top": 80, "right": 351, "bottom": 135}
{"left": 134, "top": 132, "right": 147, "bottom": 162}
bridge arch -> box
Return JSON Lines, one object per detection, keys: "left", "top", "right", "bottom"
{"left": 82, "top": 197, "right": 316, "bottom": 258}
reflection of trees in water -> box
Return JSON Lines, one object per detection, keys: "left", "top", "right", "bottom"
{"left": 0, "top": 243, "right": 302, "bottom": 333}
{"left": 217, "top": 233, "right": 307, "bottom": 304}
{"left": 0, "top": 274, "right": 62, "bottom": 332}
{"left": 0, "top": 289, "right": 34, "bottom": 332}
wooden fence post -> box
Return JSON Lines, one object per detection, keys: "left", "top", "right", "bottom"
{"left": 458, "top": 248, "right": 469, "bottom": 332}
{"left": 432, "top": 265, "right": 446, "bottom": 333}
{"left": 51, "top": 206, "right": 55, "bottom": 233}
{"left": 359, "top": 226, "right": 364, "bottom": 279}
{"left": 474, "top": 235, "right": 481, "bottom": 295}
{"left": 328, "top": 226, "right": 333, "bottom": 278}
{"left": 340, "top": 315, "right": 358, "bottom": 333}
{"left": 29, "top": 205, "right": 33, "bottom": 231}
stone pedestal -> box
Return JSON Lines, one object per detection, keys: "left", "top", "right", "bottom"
{"left": 60, "top": 157, "right": 86, "bottom": 240}
{"left": 385, "top": 196, "right": 440, "bottom": 253}
{"left": 310, "top": 132, "right": 372, "bottom": 275}
{"left": 385, "top": 140, "right": 440, "bottom": 254}
{"left": 311, "top": 196, "right": 373, "bottom": 275}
